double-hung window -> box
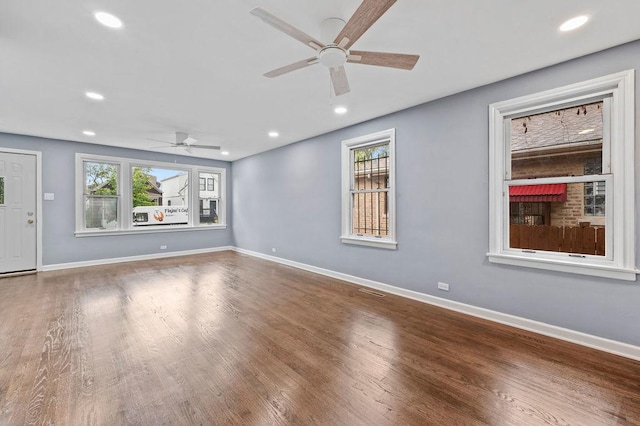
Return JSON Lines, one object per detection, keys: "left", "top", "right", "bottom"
{"left": 198, "top": 172, "right": 220, "bottom": 225}
{"left": 81, "top": 160, "right": 121, "bottom": 231}
{"left": 76, "top": 154, "right": 226, "bottom": 234}
{"left": 341, "top": 129, "right": 396, "bottom": 249}
{"left": 488, "top": 70, "right": 636, "bottom": 280}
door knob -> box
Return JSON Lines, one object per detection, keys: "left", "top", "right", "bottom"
{"left": 27, "top": 219, "right": 34, "bottom": 224}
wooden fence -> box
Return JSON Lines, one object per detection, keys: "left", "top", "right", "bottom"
{"left": 510, "top": 224, "right": 605, "bottom": 256}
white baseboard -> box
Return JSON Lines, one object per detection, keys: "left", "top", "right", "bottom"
{"left": 40, "top": 246, "right": 234, "bottom": 272}
{"left": 233, "top": 247, "right": 640, "bottom": 362}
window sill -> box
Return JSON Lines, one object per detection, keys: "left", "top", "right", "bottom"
{"left": 487, "top": 252, "right": 639, "bottom": 281}
{"left": 75, "top": 224, "right": 227, "bottom": 237}
{"left": 341, "top": 236, "right": 397, "bottom": 250}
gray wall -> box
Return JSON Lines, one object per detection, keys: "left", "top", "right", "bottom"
{"left": 0, "top": 133, "right": 233, "bottom": 265}
{"left": 233, "top": 40, "right": 640, "bottom": 346}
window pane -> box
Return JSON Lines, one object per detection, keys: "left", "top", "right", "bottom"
{"left": 199, "top": 178, "right": 205, "bottom": 191}
{"left": 199, "top": 199, "right": 219, "bottom": 224}
{"left": 132, "top": 167, "right": 188, "bottom": 226}
{"left": 511, "top": 101, "right": 604, "bottom": 179}
{"left": 509, "top": 182, "right": 606, "bottom": 256}
{"left": 83, "top": 161, "right": 119, "bottom": 230}
{"left": 199, "top": 172, "right": 219, "bottom": 224}
{"left": 353, "top": 143, "right": 390, "bottom": 190}
{"left": 85, "top": 196, "right": 118, "bottom": 229}
{"left": 0, "top": 177, "right": 4, "bottom": 204}
{"left": 352, "top": 191, "right": 388, "bottom": 237}
{"left": 84, "top": 161, "right": 118, "bottom": 194}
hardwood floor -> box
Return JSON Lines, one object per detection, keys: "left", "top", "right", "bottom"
{"left": 1, "top": 251, "right": 639, "bottom": 425}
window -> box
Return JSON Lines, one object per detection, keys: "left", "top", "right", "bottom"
{"left": 0, "top": 177, "right": 4, "bottom": 204}
{"left": 489, "top": 70, "right": 636, "bottom": 280}
{"left": 76, "top": 154, "right": 226, "bottom": 234}
{"left": 132, "top": 166, "right": 188, "bottom": 227}
{"left": 341, "top": 129, "right": 396, "bottom": 249}
{"left": 198, "top": 172, "right": 220, "bottom": 225}
{"left": 82, "top": 161, "right": 120, "bottom": 230}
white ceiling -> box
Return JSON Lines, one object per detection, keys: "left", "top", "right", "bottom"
{"left": 2, "top": 1, "right": 640, "bottom": 161}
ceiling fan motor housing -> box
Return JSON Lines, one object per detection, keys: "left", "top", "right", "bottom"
{"left": 318, "top": 46, "right": 347, "bottom": 68}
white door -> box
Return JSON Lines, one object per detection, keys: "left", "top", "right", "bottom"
{"left": 0, "top": 152, "right": 37, "bottom": 274}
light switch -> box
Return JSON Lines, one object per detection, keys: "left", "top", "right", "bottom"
{"left": 44, "top": 193, "right": 55, "bottom": 201}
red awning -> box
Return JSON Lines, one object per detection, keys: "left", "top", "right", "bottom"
{"left": 509, "top": 183, "right": 567, "bottom": 202}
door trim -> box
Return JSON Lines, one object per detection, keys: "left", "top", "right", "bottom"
{"left": 0, "top": 148, "right": 42, "bottom": 271}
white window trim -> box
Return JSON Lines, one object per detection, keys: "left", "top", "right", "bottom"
{"left": 75, "top": 153, "right": 227, "bottom": 236}
{"left": 341, "top": 128, "right": 397, "bottom": 249}
{"left": 488, "top": 70, "right": 637, "bottom": 280}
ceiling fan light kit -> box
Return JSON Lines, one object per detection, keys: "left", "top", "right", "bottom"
{"left": 250, "top": 0, "right": 420, "bottom": 97}
{"left": 318, "top": 46, "right": 347, "bottom": 68}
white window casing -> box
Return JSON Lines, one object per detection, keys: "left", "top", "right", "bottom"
{"left": 75, "top": 153, "right": 226, "bottom": 236}
{"left": 488, "top": 70, "right": 637, "bottom": 280}
{"left": 341, "top": 128, "right": 397, "bottom": 249}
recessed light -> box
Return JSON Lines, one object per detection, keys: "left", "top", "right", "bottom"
{"left": 95, "top": 11, "right": 123, "bottom": 29}
{"left": 579, "top": 128, "right": 595, "bottom": 135}
{"left": 268, "top": 131, "right": 279, "bottom": 138}
{"left": 559, "top": 15, "right": 589, "bottom": 32}
{"left": 221, "top": 151, "right": 230, "bottom": 156}
{"left": 85, "top": 91, "right": 104, "bottom": 101}
{"left": 83, "top": 130, "right": 96, "bottom": 136}
{"left": 334, "top": 106, "right": 348, "bottom": 114}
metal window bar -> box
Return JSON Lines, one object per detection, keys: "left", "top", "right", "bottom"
{"left": 351, "top": 153, "right": 390, "bottom": 236}
{"left": 510, "top": 202, "right": 547, "bottom": 225}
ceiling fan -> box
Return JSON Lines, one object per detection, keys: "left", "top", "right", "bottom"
{"left": 250, "top": 0, "right": 420, "bottom": 96}
{"left": 148, "top": 132, "right": 221, "bottom": 154}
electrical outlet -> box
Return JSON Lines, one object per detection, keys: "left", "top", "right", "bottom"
{"left": 160, "top": 245, "right": 167, "bottom": 250}
{"left": 437, "top": 282, "right": 450, "bottom": 291}
{"left": 271, "top": 248, "right": 277, "bottom": 253}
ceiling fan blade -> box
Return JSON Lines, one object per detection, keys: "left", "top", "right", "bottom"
{"left": 348, "top": 50, "right": 419, "bottom": 70}
{"left": 264, "top": 57, "right": 319, "bottom": 78}
{"left": 330, "top": 66, "right": 350, "bottom": 96}
{"left": 146, "top": 137, "right": 172, "bottom": 144}
{"left": 250, "top": 8, "right": 326, "bottom": 51}
{"left": 149, "top": 144, "right": 175, "bottom": 149}
{"left": 191, "top": 144, "right": 221, "bottom": 150}
{"left": 333, "top": 0, "right": 396, "bottom": 50}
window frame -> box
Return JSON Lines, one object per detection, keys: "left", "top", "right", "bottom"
{"left": 75, "top": 153, "right": 226, "bottom": 236}
{"left": 130, "top": 163, "right": 191, "bottom": 226}
{"left": 488, "top": 70, "right": 636, "bottom": 280}
{"left": 80, "top": 159, "right": 122, "bottom": 231}
{"left": 198, "top": 172, "right": 221, "bottom": 225}
{"left": 341, "top": 128, "right": 397, "bottom": 249}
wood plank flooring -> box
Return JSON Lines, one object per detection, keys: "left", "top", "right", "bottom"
{"left": 1, "top": 251, "right": 639, "bottom": 425}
